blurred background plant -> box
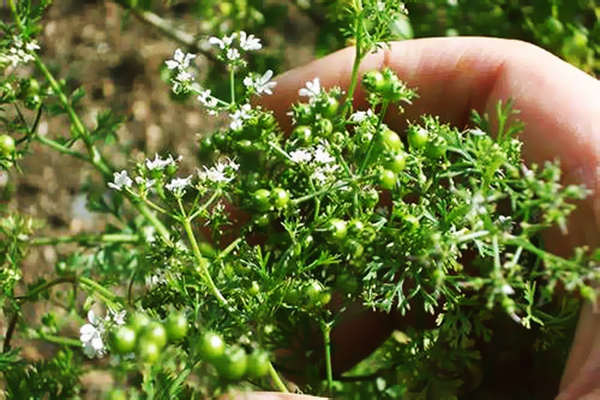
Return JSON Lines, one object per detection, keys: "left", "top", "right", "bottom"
{"left": 117, "top": 0, "right": 598, "bottom": 80}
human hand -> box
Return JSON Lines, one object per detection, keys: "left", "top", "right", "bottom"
{"left": 246, "top": 37, "right": 600, "bottom": 399}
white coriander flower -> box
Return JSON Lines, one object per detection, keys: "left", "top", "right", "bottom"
{"left": 227, "top": 48, "right": 240, "bottom": 61}
{"left": 165, "top": 48, "right": 196, "bottom": 70}
{"left": 469, "top": 193, "right": 487, "bottom": 216}
{"left": 3, "top": 36, "right": 40, "bottom": 68}
{"left": 134, "top": 176, "right": 156, "bottom": 188}
{"left": 107, "top": 309, "right": 127, "bottom": 326}
{"left": 209, "top": 33, "right": 237, "bottom": 49}
{"left": 199, "top": 158, "right": 239, "bottom": 184}
{"left": 25, "top": 41, "right": 40, "bottom": 52}
{"left": 108, "top": 170, "right": 133, "bottom": 190}
{"left": 243, "top": 70, "right": 277, "bottom": 95}
{"left": 198, "top": 89, "right": 218, "bottom": 108}
{"left": 290, "top": 149, "right": 312, "bottom": 163}
{"left": 226, "top": 158, "right": 240, "bottom": 170}
{"left": 468, "top": 128, "right": 486, "bottom": 136}
{"left": 198, "top": 168, "right": 225, "bottom": 183}
{"left": 313, "top": 164, "right": 339, "bottom": 184}
{"left": 239, "top": 31, "right": 262, "bottom": 51}
{"left": 146, "top": 154, "right": 176, "bottom": 171}
{"left": 313, "top": 145, "right": 335, "bottom": 164}
{"left": 299, "top": 78, "right": 321, "bottom": 99}
{"left": 350, "top": 109, "right": 374, "bottom": 123}
{"left": 521, "top": 164, "right": 535, "bottom": 181}
{"left": 146, "top": 270, "right": 167, "bottom": 288}
{"left": 313, "top": 169, "right": 327, "bottom": 184}
{"left": 80, "top": 310, "right": 106, "bottom": 359}
{"left": 166, "top": 176, "right": 193, "bottom": 196}
{"left": 501, "top": 284, "right": 515, "bottom": 296}
{"left": 143, "top": 225, "right": 156, "bottom": 243}
{"left": 208, "top": 37, "right": 223, "bottom": 48}
{"left": 175, "top": 69, "right": 193, "bottom": 83}
{"left": 230, "top": 104, "right": 252, "bottom": 130}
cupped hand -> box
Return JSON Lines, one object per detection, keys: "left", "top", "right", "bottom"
{"left": 241, "top": 37, "right": 600, "bottom": 400}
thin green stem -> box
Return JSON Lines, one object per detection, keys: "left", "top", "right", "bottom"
{"left": 189, "top": 190, "right": 221, "bottom": 222}
{"left": 268, "top": 362, "right": 289, "bottom": 393}
{"left": 511, "top": 246, "right": 524, "bottom": 266}
{"left": 15, "top": 276, "right": 76, "bottom": 302}
{"left": 34, "top": 134, "right": 89, "bottom": 162}
{"left": 492, "top": 235, "right": 501, "bottom": 272}
{"left": 454, "top": 230, "right": 490, "bottom": 243}
{"left": 341, "top": 2, "right": 364, "bottom": 119}
{"left": 131, "top": 192, "right": 169, "bottom": 216}
{"left": 7, "top": 275, "right": 77, "bottom": 351}
{"left": 28, "top": 233, "right": 140, "bottom": 246}
{"left": 322, "top": 322, "right": 334, "bottom": 396}
{"left": 292, "top": 174, "right": 374, "bottom": 205}
{"left": 230, "top": 68, "right": 236, "bottom": 104}
{"left": 78, "top": 276, "right": 121, "bottom": 304}
{"left": 268, "top": 142, "right": 293, "bottom": 162}
{"left": 7, "top": 0, "right": 22, "bottom": 29}
{"left": 127, "top": 267, "right": 138, "bottom": 306}
{"left": 358, "top": 99, "right": 389, "bottom": 174}
{"left": 177, "top": 198, "right": 228, "bottom": 306}
{"left": 135, "top": 200, "right": 172, "bottom": 244}
{"left": 216, "top": 237, "right": 243, "bottom": 260}
{"left": 6, "top": 274, "right": 123, "bottom": 351}
{"left": 35, "top": 333, "right": 81, "bottom": 348}
{"left": 33, "top": 55, "right": 112, "bottom": 178}
{"left": 504, "top": 234, "right": 583, "bottom": 271}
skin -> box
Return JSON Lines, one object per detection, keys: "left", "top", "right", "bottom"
{"left": 232, "top": 37, "right": 600, "bottom": 399}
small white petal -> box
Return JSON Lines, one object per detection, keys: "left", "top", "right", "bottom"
{"left": 79, "top": 324, "right": 96, "bottom": 341}
{"left": 88, "top": 310, "right": 97, "bottom": 324}
{"left": 90, "top": 336, "right": 104, "bottom": 351}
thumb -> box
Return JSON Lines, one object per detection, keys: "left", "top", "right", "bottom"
{"left": 558, "top": 299, "right": 600, "bottom": 399}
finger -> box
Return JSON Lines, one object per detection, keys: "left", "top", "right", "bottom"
{"left": 558, "top": 300, "right": 600, "bottom": 398}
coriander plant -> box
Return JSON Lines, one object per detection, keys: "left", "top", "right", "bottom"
{"left": 0, "top": 0, "right": 598, "bottom": 398}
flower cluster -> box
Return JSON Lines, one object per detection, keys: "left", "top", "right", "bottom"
{"left": 298, "top": 78, "right": 321, "bottom": 102}
{"left": 243, "top": 70, "right": 277, "bottom": 96}
{"left": 108, "top": 154, "right": 239, "bottom": 202}
{"left": 0, "top": 36, "right": 40, "bottom": 69}
{"left": 79, "top": 309, "right": 126, "bottom": 359}
{"left": 165, "top": 48, "right": 200, "bottom": 94}
{"left": 164, "top": 31, "right": 276, "bottom": 122}
{"left": 208, "top": 31, "right": 262, "bottom": 62}
{"left": 289, "top": 142, "right": 339, "bottom": 184}
{"left": 146, "top": 153, "right": 180, "bottom": 171}
{"left": 198, "top": 157, "right": 239, "bottom": 184}
{"left": 230, "top": 104, "right": 253, "bottom": 130}
{"left": 107, "top": 170, "right": 133, "bottom": 191}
